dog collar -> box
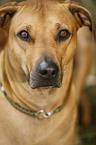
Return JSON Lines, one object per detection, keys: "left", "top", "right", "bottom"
{"left": 0, "top": 82, "right": 69, "bottom": 119}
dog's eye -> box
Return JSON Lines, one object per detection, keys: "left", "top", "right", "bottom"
{"left": 58, "top": 29, "right": 71, "bottom": 41}
{"left": 17, "top": 30, "right": 30, "bottom": 42}
{"left": 21, "top": 31, "right": 28, "bottom": 38}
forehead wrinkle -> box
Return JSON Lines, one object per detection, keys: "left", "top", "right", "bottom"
{"left": 26, "top": 25, "right": 32, "bottom": 32}
{"left": 12, "top": 0, "right": 75, "bottom": 34}
{"left": 26, "top": 0, "right": 49, "bottom": 18}
{"left": 55, "top": 23, "right": 61, "bottom": 30}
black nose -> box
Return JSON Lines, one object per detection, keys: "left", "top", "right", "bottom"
{"left": 28, "top": 57, "right": 61, "bottom": 89}
{"left": 38, "top": 58, "right": 59, "bottom": 79}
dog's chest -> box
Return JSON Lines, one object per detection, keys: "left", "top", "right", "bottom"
{"left": 0, "top": 90, "right": 77, "bottom": 145}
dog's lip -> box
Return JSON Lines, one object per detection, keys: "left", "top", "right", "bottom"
{"left": 39, "top": 86, "right": 54, "bottom": 90}
{"left": 27, "top": 77, "right": 62, "bottom": 89}
{"left": 29, "top": 83, "right": 62, "bottom": 89}
{"left": 40, "top": 85, "right": 62, "bottom": 90}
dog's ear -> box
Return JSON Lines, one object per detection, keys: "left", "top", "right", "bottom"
{"left": 0, "top": 2, "right": 18, "bottom": 50}
{"left": 68, "top": 3, "right": 95, "bottom": 39}
{"left": 0, "top": 2, "right": 18, "bottom": 28}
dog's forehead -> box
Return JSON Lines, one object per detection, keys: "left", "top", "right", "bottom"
{"left": 11, "top": 1, "right": 75, "bottom": 31}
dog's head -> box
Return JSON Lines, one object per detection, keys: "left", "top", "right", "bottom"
{"left": 0, "top": 0, "right": 94, "bottom": 89}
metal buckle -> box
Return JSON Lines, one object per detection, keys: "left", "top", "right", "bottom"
{"left": 37, "top": 110, "right": 52, "bottom": 120}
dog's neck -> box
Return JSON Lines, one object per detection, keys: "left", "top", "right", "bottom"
{"left": 0, "top": 47, "right": 73, "bottom": 112}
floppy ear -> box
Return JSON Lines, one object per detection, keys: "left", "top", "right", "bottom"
{"left": 0, "top": 1, "right": 18, "bottom": 50}
{"left": 68, "top": 2, "right": 95, "bottom": 39}
{"left": 0, "top": 2, "right": 18, "bottom": 28}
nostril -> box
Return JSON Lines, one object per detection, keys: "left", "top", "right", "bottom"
{"left": 52, "top": 70, "right": 57, "bottom": 78}
{"left": 39, "top": 70, "right": 48, "bottom": 77}
{"left": 39, "top": 68, "right": 57, "bottom": 79}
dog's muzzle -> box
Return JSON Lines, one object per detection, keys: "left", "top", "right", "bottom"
{"left": 27, "top": 57, "right": 62, "bottom": 89}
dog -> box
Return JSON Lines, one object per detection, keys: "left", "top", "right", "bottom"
{"left": 0, "top": 0, "right": 95, "bottom": 145}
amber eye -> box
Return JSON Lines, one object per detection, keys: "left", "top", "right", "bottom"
{"left": 17, "top": 30, "right": 31, "bottom": 42}
{"left": 21, "top": 31, "right": 28, "bottom": 38}
{"left": 60, "top": 30, "right": 67, "bottom": 37}
{"left": 58, "top": 29, "right": 71, "bottom": 41}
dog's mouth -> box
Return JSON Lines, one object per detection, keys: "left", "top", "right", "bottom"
{"left": 27, "top": 72, "right": 62, "bottom": 89}
{"left": 26, "top": 57, "right": 62, "bottom": 89}
{"left": 40, "top": 86, "right": 57, "bottom": 90}
{"left": 28, "top": 81, "right": 62, "bottom": 90}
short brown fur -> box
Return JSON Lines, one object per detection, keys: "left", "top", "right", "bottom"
{"left": 0, "top": 0, "right": 94, "bottom": 145}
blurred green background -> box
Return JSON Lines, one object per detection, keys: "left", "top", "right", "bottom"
{"left": 0, "top": 0, "right": 96, "bottom": 145}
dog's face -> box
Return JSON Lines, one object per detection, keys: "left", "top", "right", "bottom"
{"left": 7, "top": 1, "right": 77, "bottom": 89}
{"left": 0, "top": 0, "right": 93, "bottom": 89}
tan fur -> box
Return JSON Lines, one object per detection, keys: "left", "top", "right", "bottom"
{"left": 0, "top": 0, "right": 94, "bottom": 145}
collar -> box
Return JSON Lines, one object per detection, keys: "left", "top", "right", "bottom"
{"left": 0, "top": 82, "right": 69, "bottom": 119}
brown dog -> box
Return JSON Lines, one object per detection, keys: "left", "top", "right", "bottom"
{"left": 0, "top": 0, "right": 94, "bottom": 145}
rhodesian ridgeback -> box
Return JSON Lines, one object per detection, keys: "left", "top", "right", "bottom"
{"left": 0, "top": 0, "right": 95, "bottom": 145}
